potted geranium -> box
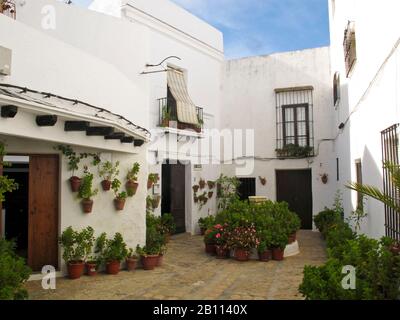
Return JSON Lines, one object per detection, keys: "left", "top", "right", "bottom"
{"left": 126, "top": 162, "right": 140, "bottom": 196}
{"left": 59, "top": 226, "right": 94, "bottom": 280}
{"left": 126, "top": 248, "right": 138, "bottom": 271}
{"left": 147, "top": 173, "right": 159, "bottom": 189}
{"left": 111, "top": 178, "right": 127, "bottom": 211}
{"left": 78, "top": 168, "right": 98, "bottom": 213}
{"left": 98, "top": 161, "right": 120, "bottom": 191}
{"left": 96, "top": 232, "right": 128, "bottom": 275}
{"left": 227, "top": 225, "right": 259, "bottom": 262}
{"left": 214, "top": 224, "right": 230, "bottom": 259}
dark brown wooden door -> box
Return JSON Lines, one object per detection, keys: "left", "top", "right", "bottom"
{"left": 276, "top": 170, "right": 313, "bottom": 230}
{"left": 162, "top": 161, "right": 186, "bottom": 234}
{"left": 28, "top": 155, "right": 59, "bottom": 271}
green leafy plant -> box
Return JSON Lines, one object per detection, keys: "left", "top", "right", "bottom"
{"left": 314, "top": 208, "right": 342, "bottom": 236}
{"left": 161, "top": 213, "right": 176, "bottom": 235}
{"left": 225, "top": 224, "right": 259, "bottom": 252}
{"left": 148, "top": 173, "right": 159, "bottom": 184}
{"left": 59, "top": 226, "right": 95, "bottom": 263}
{"left": 127, "top": 162, "right": 140, "bottom": 181}
{"left": 0, "top": 142, "right": 19, "bottom": 202}
{"left": 275, "top": 144, "right": 314, "bottom": 158}
{"left": 0, "top": 239, "right": 31, "bottom": 300}
{"left": 78, "top": 168, "right": 98, "bottom": 200}
{"left": 111, "top": 178, "right": 127, "bottom": 200}
{"left": 216, "top": 174, "right": 241, "bottom": 211}
{"left": 98, "top": 161, "right": 120, "bottom": 182}
{"left": 198, "top": 215, "right": 216, "bottom": 231}
{"left": 95, "top": 232, "right": 128, "bottom": 264}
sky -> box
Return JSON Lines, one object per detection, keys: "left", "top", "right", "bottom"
{"left": 72, "top": 0, "right": 330, "bottom": 59}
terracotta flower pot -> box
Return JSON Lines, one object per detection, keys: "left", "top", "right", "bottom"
{"left": 67, "top": 261, "right": 84, "bottom": 280}
{"left": 141, "top": 255, "right": 159, "bottom": 270}
{"left": 81, "top": 199, "right": 93, "bottom": 214}
{"left": 288, "top": 232, "right": 297, "bottom": 244}
{"left": 114, "top": 198, "right": 126, "bottom": 211}
{"left": 147, "top": 180, "right": 154, "bottom": 189}
{"left": 258, "top": 250, "right": 272, "bottom": 262}
{"left": 106, "top": 260, "right": 121, "bottom": 275}
{"left": 205, "top": 243, "right": 216, "bottom": 255}
{"left": 101, "top": 180, "right": 111, "bottom": 191}
{"left": 215, "top": 246, "right": 230, "bottom": 259}
{"left": 157, "top": 254, "right": 164, "bottom": 266}
{"left": 208, "top": 192, "right": 214, "bottom": 199}
{"left": 126, "top": 258, "right": 137, "bottom": 271}
{"left": 235, "top": 248, "right": 250, "bottom": 262}
{"left": 126, "top": 180, "right": 139, "bottom": 197}
{"left": 152, "top": 196, "right": 161, "bottom": 209}
{"left": 272, "top": 248, "right": 285, "bottom": 261}
{"left": 200, "top": 228, "right": 206, "bottom": 236}
{"left": 193, "top": 185, "right": 200, "bottom": 193}
{"left": 86, "top": 262, "right": 97, "bottom": 276}
{"left": 199, "top": 180, "right": 206, "bottom": 189}
{"left": 69, "top": 176, "right": 81, "bottom": 192}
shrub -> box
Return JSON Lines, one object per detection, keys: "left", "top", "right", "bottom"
{"left": 225, "top": 224, "right": 259, "bottom": 252}
{"left": 161, "top": 213, "right": 176, "bottom": 235}
{"left": 96, "top": 232, "right": 128, "bottom": 263}
{"left": 59, "top": 226, "right": 95, "bottom": 263}
{"left": 198, "top": 215, "right": 216, "bottom": 230}
{"left": 0, "top": 239, "right": 31, "bottom": 300}
{"left": 314, "top": 208, "right": 342, "bottom": 235}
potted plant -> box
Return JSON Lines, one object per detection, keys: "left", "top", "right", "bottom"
{"left": 111, "top": 178, "right": 127, "bottom": 211}
{"left": 126, "top": 162, "right": 140, "bottom": 196}
{"left": 55, "top": 145, "right": 82, "bottom": 192}
{"left": 85, "top": 255, "right": 99, "bottom": 277}
{"left": 146, "top": 195, "right": 154, "bottom": 212}
{"left": 160, "top": 213, "right": 176, "bottom": 241}
{"left": 126, "top": 248, "right": 138, "bottom": 271}
{"left": 78, "top": 168, "right": 98, "bottom": 214}
{"left": 226, "top": 225, "right": 259, "bottom": 262}
{"left": 208, "top": 191, "right": 214, "bottom": 199}
{"left": 203, "top": 228, "right": 217, "bottom": 255}
{"left": 193, "top": 185, "right": 200, "bottom": 193}
{"left": 98, "top": 161, "right": 120, "bottom": 191}
{"left": 207, "top": 181, "right": 216, "bottom": 189}
{"left": 198, "top": 215, "right": 216, "bottom": 235}
{"left": 161, "top": 106, "right": 171, "bottom": 127}
{"left": 147, "top": 173, "right": 159, "bottom": 189}
{"left": 96, "top": 232, "right": 128, "bottom": 275}
{"left": 199, "top": 178, "right": 206, "bottom": 189}
{"left": 270, "top": 227, "right": 289, "bottom": 261}
{"left": 59, "top": 226, "right": 94, "bottom": 280}
{"left": 152, "top": 195, "right": 161, "bottom": 209}
{"left": 214, "top": 224, "right": 230, "bottom": 259}
{"left": 136, "top": 245, "right": 160, "bottom": 270}
{"left": 287, "top": 212, "right": 301, "bottom": 244}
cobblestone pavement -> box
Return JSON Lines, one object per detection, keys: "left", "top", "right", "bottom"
{"left": 25, "top": 230, "right": 326, "bottom": 300}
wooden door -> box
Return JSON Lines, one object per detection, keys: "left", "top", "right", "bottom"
{"left": 276, "top": 170, "right": 313, "bottom": 230}
{"left": 28, "top": 155, "right": 59, "bottom": 271}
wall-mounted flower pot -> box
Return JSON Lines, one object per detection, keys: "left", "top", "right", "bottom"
{"left": 208, "top": 192, "right": 214, "bottom": 199}
{"left": 272, "top": 248, "right": 285, "bottom": 261}
{"left": 215, "top": 246, "right": 229, "bottom": 259}
{"left": 106, "top": 261, "right": 121, "bottom": 275}
{"left": 69, "top": 176, "right": 81, "bottom": 192}
{"left": 194, "top": 196, "right": 199, "bottom": 203}
{"left": 114, "top": 198, "right": 126, "bottom": 211}
{"left": 207, "top": 181, "right": 215, "bottom": 189}
{"left": 86, "top": 262, "right": 97, "bottom": 276}
{"left": 141, "top": 255, "right": 159, "bottom": 270}
{"left": 81, "top": 199, "right": 93, "bottom": 214}
{"left": 234, "top": 248, "right": 250, "bottom": 262}
{"left": 126, "top": 180, "right": 139, "bottom": 196}
{"left": 321, "top": 174, "right": 328, "bottom": 184}
{"left": 101, "top": 180, "right": 111, "bottom": 191}
{"left": 199, "top": 179, "right": 206, "bottom": 189}
{"left": 67, "top": 261, "right": 84, "bottom": 280}
{"left": 193, "top": 185, "right": 200, "bottom": 193}
{"left": 258, "top": 250, "right": 272, "bottom": 262}
{"left": 152, "top": 195, "right": 161, "bottom": 209}
{"left": 126, "top": 257, "right": 137, "bottom": 271}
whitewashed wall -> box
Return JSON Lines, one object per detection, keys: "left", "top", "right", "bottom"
{"left": 329, "top": 0, "right": 400, "bottom": 238}
{"left": 221, "top": 47, "right": 336, "bottom": 224}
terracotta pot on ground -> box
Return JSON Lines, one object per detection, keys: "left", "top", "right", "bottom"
{"left": 200, "top": 228, "right": 206, "bottom": 236}
{"left": 81, "top": 199, "right": 93, "bottom": 214}
{"left": 106, "top": 261, "right": 121, "bottom": 275}
{"left": 126, "top": 180, "right": 139, "bottom": 196}
{"left": 258, "top": 250, "right": 272, "bottom": 262}
{"left": 114, "top": 198, "right": 126, "bottom": 211}
{"left": 67, "top": 261, "right": 85, "bottom": 280}
{"left": 272, "top": 248, "right": 285, "bottom": 261}
{"left": 126, "top": 258, "right": 137, "bottom": 271}
{"left": 141, "top": 255, "right": 159, "bottom": 270}
{"left": 69, "top": 176, "right": 81, "bottom": 192}
{"left": 235, "top": 248, "right": 250, "bottom": 262}
{"left": 215, "top": 246, "right": 230, "bottom": 259}
{"left": 157, "top": 254, "right": 164, "bottom": 267}
{"left": 205, "top": 244, "right": 216, "bottom": 255}
{"left": 86, "top": 262, "right": 97, "bottom": 276}
{"left": 101, "top": 180, "right": 111, "bottom": 191}
{"left": 288, "top": 232, "right": 297, "bottom": 244}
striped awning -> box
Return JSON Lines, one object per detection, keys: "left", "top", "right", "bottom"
{"left": 167, "top": 69, "right": 199, "bottom": 126}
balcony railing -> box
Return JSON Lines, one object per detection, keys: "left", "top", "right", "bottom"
{"left": 158, "top": 97, "right": 204, "bottom": 133}
{"left": 0, "top": 1, "right": 16, "bottom": 20}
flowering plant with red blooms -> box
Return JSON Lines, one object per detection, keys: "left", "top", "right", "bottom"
{"left": 226, "top": 224, "right": 259, "bottom": 252}
{"left": 213, "top": 224, "right": 229, "bottom": 247}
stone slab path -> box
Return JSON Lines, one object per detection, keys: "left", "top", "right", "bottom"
{"left": 25, "top": 230, "right": 326, "bottom": 300}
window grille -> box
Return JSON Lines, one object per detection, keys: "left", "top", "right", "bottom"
{"left": 343, "top": 21, "right": 357, "bottom": 77}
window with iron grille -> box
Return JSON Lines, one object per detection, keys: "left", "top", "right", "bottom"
{"left": 355, "top": 159, "right": 363, "bottom": 210}
{"left": 333, "top": 72, "right": 341, "bottom": 107}
{"left": 275, "top": 87, "right": 314, "bottom": 158}
{"left": 237, "top": 178, "right": 256, "bottom": 201}
{"left": 343, "top": 21, "right": 357, "bottom": 77}
{"left": 381, "top": 124, "right": 400, "bottom": 241}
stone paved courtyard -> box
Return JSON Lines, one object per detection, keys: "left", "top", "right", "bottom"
{"left": 25, "top": 230, "right": 326, "bottom": 300}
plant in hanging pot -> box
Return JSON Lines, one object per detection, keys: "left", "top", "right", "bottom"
{"left": 207, "top": 180, "right": 216, "bottom": 189}
{"left": 147, "top": 173, "right": 159, "bottom": 189}
{"left": 192, "top": 185, "right": 200, "bottom": 193}
{"left": 126, "top": 162, "right": 140, "bottom": 196}
{"left": 55, "top": 145, "right": 82, "bottom": 192}
{"left": 152, "top": 195, "right": 161, "bottom": 209}
{"left": 96, "top": 232, "right": 128, "bottom": 275}
{"left": 111, "top": 178, "right": 127, "bottom": 211}
{"left": 208, "top": 191, "right": 214, "bottom": 199}
{"left": 98, "top": 161, "right": 120, "bottom": 191}
{"left": 59, "top": 226, "right": 95, "bottom": 280}
{"left": 78, "top": 168, "right": 98, "bottom": 214}
{"left": 199, "top": 178, "right": 206, "bottom": 189}
{"left": 126, "top": 248, "right": 138, "bottom": 271}
{"left": 226, "top": 224, "right": 259, "bottom": 262}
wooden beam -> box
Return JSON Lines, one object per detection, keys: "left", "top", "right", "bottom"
{"left": 121, "top": 136, "right": 134, "bottom": 144}
{"left": 36, "top": 115, "right": 58, "bottom": 127}
{"left": 86, "top": 126, "right": 114, "bottom": 136}
{"left": 1, "top": 105, "right": 18, "bottom": 118}
{"left": 64, "top": 121, "right": 89, "bottom": 132}
{"left": 134, "top": 139, "right": 145, "bottom": 147}
{"left": 105, "top": 132, "right": 125, "bottom": 140}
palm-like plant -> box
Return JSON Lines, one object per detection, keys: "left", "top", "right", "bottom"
{"left": 346, "top": 161, "right": 400, "bottom": 213}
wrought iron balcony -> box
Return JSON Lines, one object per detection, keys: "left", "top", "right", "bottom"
{"left": 0, "top": 1, "right": 16, "bottom": 20}
{"left": 158, "top": 97, "right": 204, "bottom": 133}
